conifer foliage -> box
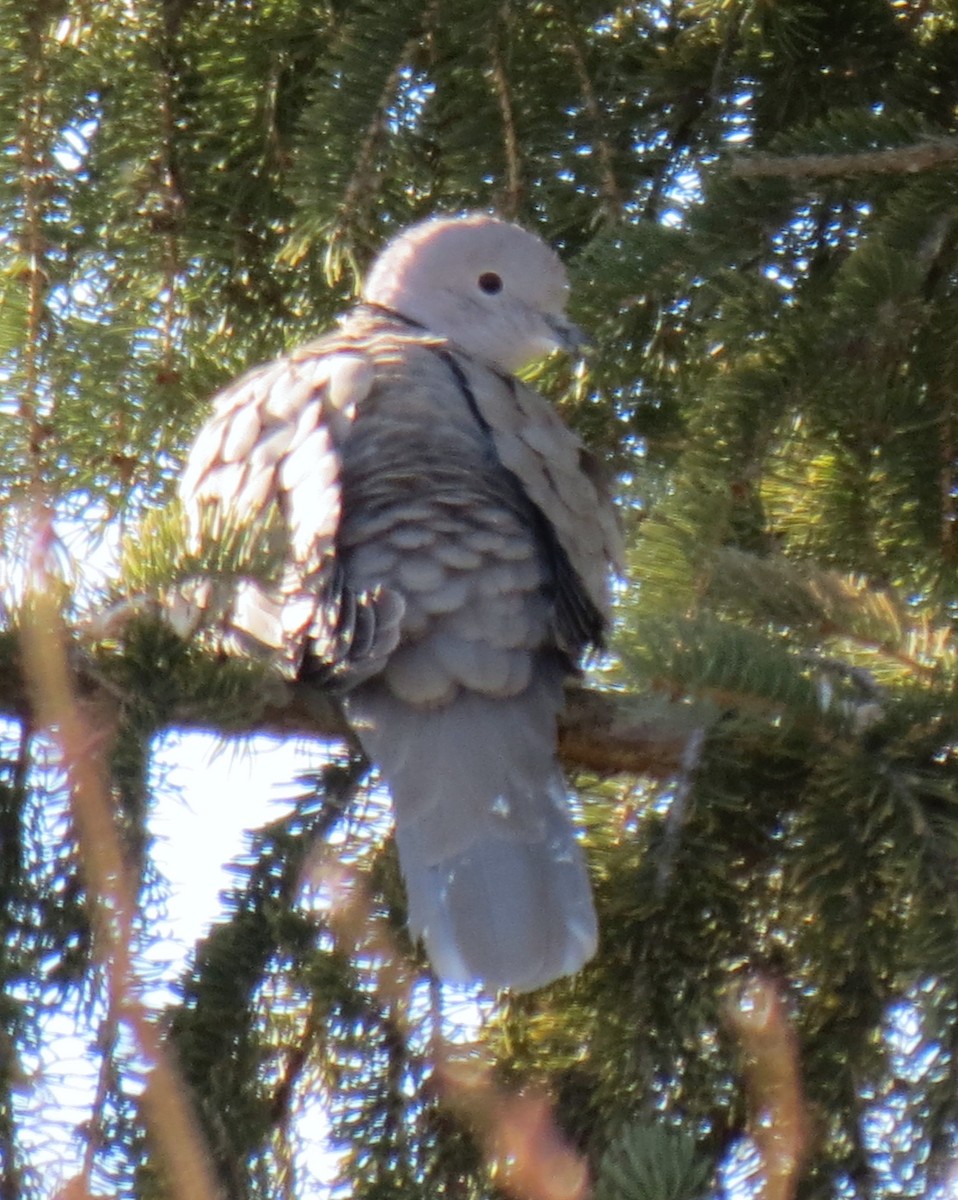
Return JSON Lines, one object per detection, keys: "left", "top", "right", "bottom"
{"left": 4, "top": 1, "right": 958, "bottom": 1197}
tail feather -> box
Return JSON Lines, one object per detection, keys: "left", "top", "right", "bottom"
{"left": 396, "top": 770, "right": 597, "bottom": 991}
{"left": 347, "top": 674, "right": 597, "bottom": 992}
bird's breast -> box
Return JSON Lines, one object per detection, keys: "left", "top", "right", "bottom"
{"left": 336, "top": 351, "right": 555, "bottom": 707}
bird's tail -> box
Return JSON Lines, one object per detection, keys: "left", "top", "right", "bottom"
{"left": 347, "top": 672, "right": 597, "bottom": 992}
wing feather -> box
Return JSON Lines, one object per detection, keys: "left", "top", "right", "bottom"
{"left": 452, "top": 352, "right": 622, "bottom": 652}
{"left": 178, "top": 344, "right": 377, "bottom": 677}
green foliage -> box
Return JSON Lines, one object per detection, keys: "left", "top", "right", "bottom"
{"left": 119, "top": 499, "right": 287, "bottom": 597}
{"left": 168, "top": 759, "right": 362, "bottom": 1194}
{"left": 595, "top": 1123, "right": 712, "bottom": 1200}
{"left": 623, "top": 612, "right": 827, "bottom": 717}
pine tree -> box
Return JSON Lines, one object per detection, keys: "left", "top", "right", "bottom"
{"left": 4, "top": 1, "right": 958, "bottom": 1197}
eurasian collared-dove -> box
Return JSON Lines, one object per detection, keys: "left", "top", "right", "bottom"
{"left": 178, "top": 213, "right": 622, "bottom": 992}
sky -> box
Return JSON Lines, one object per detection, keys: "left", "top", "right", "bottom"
{"left": 18, "top": 727, "right": 344, "bottom": 1198}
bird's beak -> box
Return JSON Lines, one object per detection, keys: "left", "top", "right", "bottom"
{"left": 545, "top": 314, "right": 593, "bottom": 356}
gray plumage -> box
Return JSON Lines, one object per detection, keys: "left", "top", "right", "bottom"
{"left": 178, "top": 213, "right": 622, "bottom": 992}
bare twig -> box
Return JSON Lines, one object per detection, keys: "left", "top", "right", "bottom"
{"left": 81, "top": 1010, "right": 120, "bottom": 1184}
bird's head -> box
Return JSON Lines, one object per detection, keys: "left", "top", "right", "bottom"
{"left": 362, "top": 213, "right": 587, "bottom": 375}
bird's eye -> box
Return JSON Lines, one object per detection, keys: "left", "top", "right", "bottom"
{"left": 478, "top": 272, "right": 503, "bottom": 295}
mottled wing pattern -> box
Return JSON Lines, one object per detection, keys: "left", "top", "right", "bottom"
{"left": 453, "top": 352, "right": 623, "bottom": 653}
{"left": 177, "top": 337, "right": 392, "bottom": 678}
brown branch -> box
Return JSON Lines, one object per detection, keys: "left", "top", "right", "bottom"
{"left": 558, "top": 17, "right": 623, "bottom": 217}
{"left": 725, "top": 974, "right": 811, "bottom": 1200}
{"left": 156, "top": 25, "right": 185, "bottom": 385}
{"left": 0, "top": 636, "right": 689, "bottom": 781}
{"left": 730, "top": 137, "right": 958, "bottom": 180}
{"left": 166, "top": 677, "right": 690, "bottom": 781}
{"left": 319, "top": 23, "right": 429, "bottom": 284}
{"left": 151, "top": 676, "right": 690, "bottom": 781}
{"left": 939, "top": 388, "right": 957, "bottom": 562}
{"left": 488, "top": 4, "right": 524, "bottom": 220}
{"left": 17, "top": 5, "right": 52, "bottom": 479}
{"left": 557, "top": 683, "right": 690, "bottom": 777}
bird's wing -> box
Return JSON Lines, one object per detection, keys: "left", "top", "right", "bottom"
{"left": 457, "top": 356, "right": 623, "bottom": 652}
{"left": 177, "top": 335, "right": 401, "bottom": 679}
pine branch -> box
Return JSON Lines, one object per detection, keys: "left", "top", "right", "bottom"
{"left": 16, "top": 3, "right": 50, "bottom": 483}
{"left": 487, "top": 3, "right": 523, "bottom": 219}
{"left": 155, "top": 16, "right": 185, "bottom": 388}
{"left": 0, "top": 628, "right": 690, "bottom": 780}
{"left": 557, "top": 10, "right": 623, "bottom": 218}
{"left": 329, "top": 47, "right": 415, "bottom": 272}
{"left": 595, "top": 1122, "right": 713, "bottom": 1200}
{"left": 730, "top": 136, "right": 958, "bottom": 179}
{"left": 938, "top": 382, "right": 958, "bottom": 562}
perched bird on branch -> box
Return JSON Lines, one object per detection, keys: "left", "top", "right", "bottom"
{"left": 178, "top": 213, "right": 621, "bottom": 992}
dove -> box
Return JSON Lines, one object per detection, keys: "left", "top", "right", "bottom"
{"left": 178, "top": 213, "right": 622, "bottom": 992}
